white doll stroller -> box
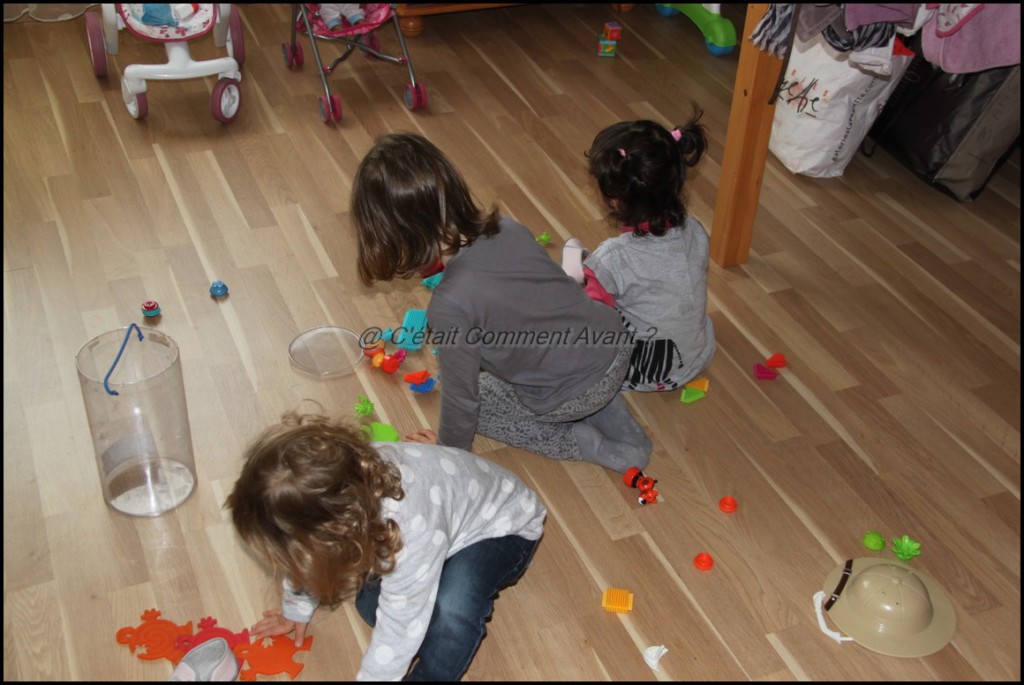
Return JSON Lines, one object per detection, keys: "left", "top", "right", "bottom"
{"left": 84, "top": 4, "right": 244, "bottom": 123}
{"left": 283, "top": 3, "right": 427, "bottom": 124}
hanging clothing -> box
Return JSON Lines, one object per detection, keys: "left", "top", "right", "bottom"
{"left": 921, "top": 3, "right": 1021, "bottom": 73}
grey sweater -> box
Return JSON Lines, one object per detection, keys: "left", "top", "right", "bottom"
{"left": 282, "top": 442, "right": 547, "bottom": 681}
{"left": 428, "top": 216, "right": 625, "bottom": 449}
{"left": 585, "top": 217, "right": 716, "bottom": 391}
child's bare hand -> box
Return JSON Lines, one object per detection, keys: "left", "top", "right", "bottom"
{"left": 405, "top": 428, "right": 438, "bottom": 444}
{"left": 251, "top": 609, "right": 308, "bottom": 647}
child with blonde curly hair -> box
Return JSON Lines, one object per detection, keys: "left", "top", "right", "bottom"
{"left": 226, "top": 410, "right": 546, "bottom": 681}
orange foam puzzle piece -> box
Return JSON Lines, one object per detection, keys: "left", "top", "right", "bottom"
{"left": 234, "top": 634, "right": 313, "bottom": 681}
{"left": 174, "top": 616, "right": 251, "bottom": 653}
{"left": 116, "top": 609, "right": 193, "bottom": 664}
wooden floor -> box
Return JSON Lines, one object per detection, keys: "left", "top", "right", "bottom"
{"left": 4, "top": 4, "right": 1020, "bottom": 681}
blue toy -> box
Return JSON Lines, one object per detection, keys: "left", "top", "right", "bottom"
{"left": 209, "top": 280, "right": 229, "bottom": 298}
{"left": 409, "top": 377, "right": 437, "bottom": 393}
{"left": 393, "top": 309, "right": 428, "bottom": 351}
{"left": 422, "top": 272, "right": 444, "bottom": 290}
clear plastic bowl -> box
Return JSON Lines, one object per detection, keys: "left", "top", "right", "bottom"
{"left": 288, "top": 326, "right": 365, "bottom": 377}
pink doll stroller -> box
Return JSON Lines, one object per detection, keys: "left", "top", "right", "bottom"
{"left": 84, "top": 4, "right": 244, "bottom": 123}
{"left": 283, "top": 3, "right": 427, "bottom": 124}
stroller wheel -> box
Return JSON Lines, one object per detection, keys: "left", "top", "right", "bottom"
{"left": 282, "top": 41, "right": 305, "bottom": 68}
{"left": 85, "top": 11, "right": 107, "bottom": 77}
{"left": 229, "top": 8, "right": 245, "bottom": 69}
{"left": 403, "top": 83, "right": 428, "bottom": 111}
{"left": 126, "top": 91, "right": 148, "bottom": 121}
{"left": 318, "top": 95, "right": 332, "bottom": 124}
{"left": 211, "top": 78, "right": 242, "bottom": 123}
{"left": 330, "top": 94, "right": 342, "bottom": 122}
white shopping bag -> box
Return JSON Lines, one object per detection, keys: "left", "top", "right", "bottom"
{"left": 769, "top": 35, "right": 914, "bottom": 178}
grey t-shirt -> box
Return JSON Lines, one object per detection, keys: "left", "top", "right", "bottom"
{"left": 281, "top": 442, "right": 547, "bottom": 681}
{"left": 428, "top": 216, "right": 625, "bottom": 449}
{"left": 585, "top": 217, "right": 716, "bottom": 391}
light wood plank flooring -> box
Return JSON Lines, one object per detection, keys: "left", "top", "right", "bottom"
{"left": 4, "top": 4, "right": 1020, "bottom": 681}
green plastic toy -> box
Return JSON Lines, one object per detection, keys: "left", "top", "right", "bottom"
{"left": 535, "top": 232, "right": 552, "bottom": 246}
{"left": 891, "top": 534, "right": 922, "bottom": 561}
{"left": 354, "top": 395, "right": 375, "bottom": 417}
{"left": 862, "top": 530, "right": 886, "bottom": 551}
{"left": 363, "top": 422, "right": 399, "bottom": 442}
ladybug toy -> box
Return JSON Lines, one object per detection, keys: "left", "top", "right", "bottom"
{"left": 623, "top": 466, "right": 659, "bottom": 505}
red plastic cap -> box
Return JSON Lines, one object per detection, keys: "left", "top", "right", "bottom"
{"left": 693, "top": 552, "right": 714, "bottom": 571}
{"left": 623, "top": 467, "right": 642, "bottom": 488}
{"left": 718, "top": 496, "right": 737, "bottom": 513}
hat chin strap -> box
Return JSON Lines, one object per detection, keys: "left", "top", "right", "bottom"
{"left": 813, "top": 591, "right": 855, "bottom": 644}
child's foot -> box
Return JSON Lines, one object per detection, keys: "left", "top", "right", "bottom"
{"left": 586, "top": 394, "right": 652, "bottom": 457}
{"left": 562, "top": 237, "right": 588, "bottom": 285}
{"left": 572, "top": 421, "right": 650, "bottom": 473}
{"left": 347, "top": 9, "right": 365, "bottom": 24}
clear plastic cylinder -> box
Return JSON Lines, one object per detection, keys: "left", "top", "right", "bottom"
{"left": 76, "top": 326, "right": 196, "bottom": 517}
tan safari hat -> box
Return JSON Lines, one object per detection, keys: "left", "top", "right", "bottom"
{"left": 821, "top": 557, "right": 956, "bottom": 657}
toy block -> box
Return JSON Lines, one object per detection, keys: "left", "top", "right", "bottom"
{"left": 601, "top": 587, "right": 634, "bottom": 613}
{"left": 422, "top": 272, "right": 444, "bottom": 290}
{"left": 403, "top": 370, "right": 431, "bottom": 385}
{"left": 753, "top": 363, "right": 778, "bottom": 380}
{"left": 766, "top": 352, "right": 787, "bottom": 368}
{"left": 597, "top": 37, "right": 617, "bottom": 57}
{"left": 603, "top": 21, "right": 622, "bottom": 40}
{"left": 680, "top": 387, "right": 705, "bottom": 404}
{"left": 410, "top": 377, "right": 437, "bottom": 393}
{"left": 685, "top": 377, "right": 710, "bottom": 393}
{"left": 394, "top": 309, "right": 428, "bottom": 351}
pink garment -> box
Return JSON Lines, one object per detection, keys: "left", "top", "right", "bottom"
{"left": 922, "top": 4, "right": 1021, "bottom": 73}
{"left": 582, "top": 266, "right": 616, "bottom": 308}
{"left": 845, "top": 3, "right": 919, "bottom": 31}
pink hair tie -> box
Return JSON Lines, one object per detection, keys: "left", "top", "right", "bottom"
{"left": 671, "top": 128, "right": 682, "bottom": 141}
{"left": 618, "top": 148, "right": 627, "bottom": 157}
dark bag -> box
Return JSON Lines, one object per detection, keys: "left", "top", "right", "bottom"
{"left": 864, "top": 32, "right": 1020, "bottom": 202}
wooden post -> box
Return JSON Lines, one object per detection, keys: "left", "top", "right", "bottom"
{"left": 710, "top": 4, "right": 783, "bottom": 267}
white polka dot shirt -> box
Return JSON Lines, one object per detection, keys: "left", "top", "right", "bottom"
{"left": 281, "top": 442, "right": 547, "bottom": 681}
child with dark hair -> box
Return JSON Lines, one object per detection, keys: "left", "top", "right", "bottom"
{"left": 564, "top": 109, "right": 716, "bottom": 392}
{"left": 226, "top": 410, "right": 547, "bottom": 681}
{"left": 352, "top": 132, "right": 652, "bottom": 473}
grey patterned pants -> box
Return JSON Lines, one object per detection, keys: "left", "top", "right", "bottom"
{"left": 476, "top": 344, "right": 632, "bottom": 460}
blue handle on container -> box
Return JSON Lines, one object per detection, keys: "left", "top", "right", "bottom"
{"left": 104, "top": 323, "right": 145, "bottom": 395}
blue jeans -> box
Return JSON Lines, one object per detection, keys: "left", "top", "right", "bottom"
{"left": 355, "top": 534, "right": 540, "bottom": 681}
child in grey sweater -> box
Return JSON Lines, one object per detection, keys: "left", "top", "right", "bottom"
{"left": 352, "top": 132, "right": 652, "bottom": 473}
{"left": 564, "top": 110, "right": 716, "bottom": 391}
